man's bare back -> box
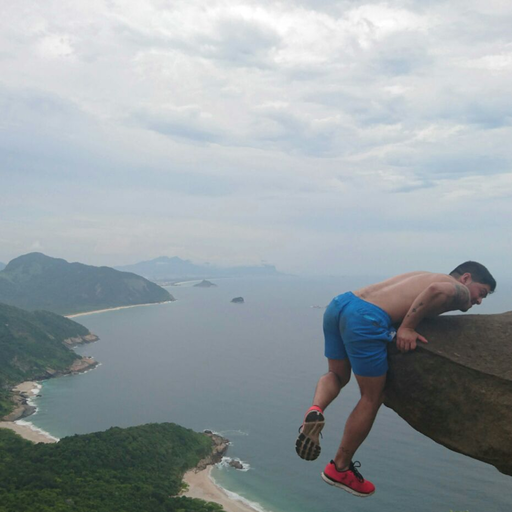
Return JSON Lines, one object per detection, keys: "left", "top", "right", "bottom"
{"left": 355, "top": 272, "right": 465, "bottom": 322}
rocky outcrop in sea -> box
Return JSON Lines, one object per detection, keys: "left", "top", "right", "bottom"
{"left": 192, "top": 431, "right": 231, "bottom": 472}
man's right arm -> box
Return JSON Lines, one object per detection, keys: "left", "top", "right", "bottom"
{"left": 396, "top": 281, "right": 470, "bottom": 352}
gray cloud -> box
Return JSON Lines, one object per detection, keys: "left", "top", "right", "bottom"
{"left": 1, "top": 1, "right": 512, "bottom": 275}
{"left": 133, "top": 109, "right": 224, "bottom": 144}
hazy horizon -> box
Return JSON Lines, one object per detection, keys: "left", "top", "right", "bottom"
{"left": 3, "top": 251, "right": 510, "bottom": 281}
{"left": 2, "top": 1, "right": 511, "bottom": 278}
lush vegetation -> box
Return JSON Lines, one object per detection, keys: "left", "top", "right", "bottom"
{"left": 0, "top": 423, "right": 224, "bottom": 512}
{"left": 0, "top": 252, "right": 174, "bottom": 315}
{"left": 0, "top": 303, "right": 90, "bottom": 416}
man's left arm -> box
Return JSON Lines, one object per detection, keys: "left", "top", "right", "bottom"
{"left": 396, "top": 282, "right": 470, "bottom": 353}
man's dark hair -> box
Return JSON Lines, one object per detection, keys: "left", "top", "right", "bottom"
{"left": 449, "top": 261, "right": 496, "bottom": 292}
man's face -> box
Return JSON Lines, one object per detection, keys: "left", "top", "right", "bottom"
{"left": 466, "top": 281, "right": 491, "bottom": 308}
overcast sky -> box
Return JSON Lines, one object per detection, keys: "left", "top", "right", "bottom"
{"left": 1, "top": 1, "right": 511, "bottom": 276}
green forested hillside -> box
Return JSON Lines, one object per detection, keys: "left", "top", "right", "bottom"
{"left": 0, "top": 303, "right": 90, "bottom": 416}
{"left": 0, "top": 253, "right": 174, "bottom": 314}
{"left": 0, "top": 423, "right": 223, "bottom": 512}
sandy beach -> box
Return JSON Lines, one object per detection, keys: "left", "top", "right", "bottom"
{"left": 66, "top": 300, "right": 173, "bottom": 318}
{"left": 0, "top": 381, "right": 58, "bottom": 444}
{"left": 12, "top": 381, "right": 40, "bottom": 395}
{"left": 183, "top": 466, "right": 262, "bottom": 512}
{"left": 0, "top": 421, "right": 58, "bottom": 443}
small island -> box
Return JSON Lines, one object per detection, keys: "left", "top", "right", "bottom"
{"left": 193, "top": 280, "right": 217, "bottom": 288}
{"left": 230, "top": 297, "right": 244, "bottom": 304}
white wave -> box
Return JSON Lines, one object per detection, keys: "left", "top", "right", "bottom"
{"left": 25, "top": 397, "right": 39, "bottom": 413}
{"left": 30, "top": 383, "right": 42, "bottom": 395}
{"left": 210, "top": 472, "right": 272, "bottom": 512}
{"left": 219, "top": 429, "right": 249, "bottom": 436}
{"left": 26, "top": 384, "right": 43, "bottom": 412}
{"left": 217, "top": 456, "right": 251, "bottom": 472}
{"left": 15, "top": 420, "right": 60, "bottom": 442}
{"left": 77, "top": 362, "right": 103, "bottom": 375}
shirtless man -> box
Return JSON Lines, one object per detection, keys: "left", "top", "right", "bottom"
{"left": 295, "top": 261, "right": 496, "bottom": 497}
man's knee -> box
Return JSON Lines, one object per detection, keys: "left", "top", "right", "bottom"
{"left": 327, "top": 359, "right": 351, "bottom": 388}
{"left": 360, "top": 391, "right": 384, "bottom": 407}
{"left": 328, "top": 369, "right": 350, "bottom": 388}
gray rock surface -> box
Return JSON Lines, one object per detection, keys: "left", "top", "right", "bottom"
{"left": 63, "top": 333, "right": 100, "bottom": 347}
{"left": 384, "top": 311, "right": 512, "bottom": 477}
{"left": 228, "top": 459, "right": 244, "bottom": 470}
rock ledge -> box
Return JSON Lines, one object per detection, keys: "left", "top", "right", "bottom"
{"left": 384, "top": 311, "right": 512, "bottom": 477}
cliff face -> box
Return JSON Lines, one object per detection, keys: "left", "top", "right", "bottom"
{"left": 384, "top": 311, "right": 512, "bottom": 477}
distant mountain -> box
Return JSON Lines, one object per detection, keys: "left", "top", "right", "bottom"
{"left": 0, "top": 263, "right": 5, "bottom": 271}
{"left": 116, "top": 256, "right": 282, "bottom": 281}
{"left": 0, "top": 302, "right": 93, "bottom": 416}
{"left": 0, "top": 253, "right": 174, "bottom": 315}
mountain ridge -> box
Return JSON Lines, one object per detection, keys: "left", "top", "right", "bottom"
{"left": 0, "top": 253, "right": 174, "bottom": 314}
{"left": 116, "top": 255, "right": 283, "bottom": 280}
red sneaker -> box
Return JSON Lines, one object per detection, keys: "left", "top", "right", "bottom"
{"left": 295, "top": 407, "right": 325, "bottom": 461}
{"left": 321, "top": 461, "right": 375, "bottom": 497}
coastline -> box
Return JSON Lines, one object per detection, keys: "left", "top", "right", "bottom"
{"left": 1, "top": 386, "right": 267, "bottom": 512}
{"left": 183, "top": 466, "right": 263, "bottom": 512}
{"left": 0, "top": 382, "right": 58, "bottom": 443}
{"left": 0, "top": 313, "right": 267, "bottom": 512}
{"left": 66, "top": 300, "right": 174, "bottom": 318}
{"left": 0, "top": 354, "right": 99, "bottom": 444}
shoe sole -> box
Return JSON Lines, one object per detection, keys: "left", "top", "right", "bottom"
{"left": 321, "top": 472, "right": 375, "bottom": 498}
{"left": 295, "top": 411, "right": 325, "bottom": 461}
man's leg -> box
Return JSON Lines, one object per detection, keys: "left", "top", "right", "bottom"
{"left": 296, "top": 359, "right": 351, "bottom": 461}
{"left": 334, "top": 373, "right": 386, "bottom": 470}
{"left": 311, "top": 358, "right": 351, "bottom": 411}
{"left": 320, "top": 373, "right": 385, "bottom": 497}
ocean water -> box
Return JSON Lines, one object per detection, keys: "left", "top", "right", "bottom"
{"left": 28, "top": 276, "right": 512, "bottom": 512}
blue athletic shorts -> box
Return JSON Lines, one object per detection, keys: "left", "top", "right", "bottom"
{"left": 323, "top": 292, "right": 396, "bottom": 377}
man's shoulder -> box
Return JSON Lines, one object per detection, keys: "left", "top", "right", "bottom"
{"left": 396, "top": 272, "right": 455, "bottom": 285}
{"left": 427, "top": 272, "right": 457, "bottom": 283}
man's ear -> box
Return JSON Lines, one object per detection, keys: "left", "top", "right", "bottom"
{"left": 459, "top": 272, "right": 472, "bottom": 285}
